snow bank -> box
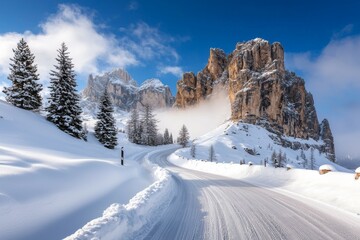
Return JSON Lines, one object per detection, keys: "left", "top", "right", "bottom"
{"left": 169, "top": 153, "right": 360, "bottom": 215}
{"left": 66, "top": 153, "right": 175, "bottom": 240}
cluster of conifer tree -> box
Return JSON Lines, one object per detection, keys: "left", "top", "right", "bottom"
{"left": 127, "top": 106, "right": 174, "bottom": 146}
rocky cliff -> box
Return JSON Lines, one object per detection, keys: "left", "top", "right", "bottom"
{"left": 82, "top": 69, "right": 174, "bottom": 111}
{"left": 174, "top": 38, "right": 335, "bottom": 161}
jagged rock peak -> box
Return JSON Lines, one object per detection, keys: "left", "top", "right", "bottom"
{"left": 231, "top": 38, "right": 284, "bottom": 73}
{"left": 101, "top": 68, "right": 137, "bottom": 87}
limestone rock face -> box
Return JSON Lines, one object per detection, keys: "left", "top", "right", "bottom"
{"left": 174, "top": 49, "right": 228, "bottom": 108}
{"left": 174, "top": 38, "right": 336, "bottom": 161}
{"left": 82, "top": 69, "right": 174, "bottom": 111}
{"left": 136, "top": 79, "right": 174, "bottom": 109}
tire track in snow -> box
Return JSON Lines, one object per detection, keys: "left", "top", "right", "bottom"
{"left": 144, "top": 148, "right": 360, "bottom": 240}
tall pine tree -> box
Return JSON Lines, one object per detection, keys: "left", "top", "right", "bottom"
{"left": 178, "top": 124, "right": 190, "bottom": 147}
{"left": 95, "top": 90, "right": 118, "bottom": 149}
{"left": 127, "top": 108, "right": 141, "bottom": 144}
{"left": 164, "top": 128, "right": 170, "bottom": 144}
{"left": 209, "top": 145, "right": 216, "bottom": 162}
{"left": 310, "top": 147, "right": 315, "bottom": 170}
{"left": 46, "top": 43, "right": 83, "bottom": 139}
{"left": 140, "top": 105, "right": 158, "bottom": 146}
{"left": 3, "top": 38, "right": 42, "bottom": 110}
{"left": 170, "top": 133, "right": 174, "bottom": 144}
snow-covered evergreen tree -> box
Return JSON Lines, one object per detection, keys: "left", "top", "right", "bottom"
{"left": 82, "top": 123, "right": 88, "bottom": 141}
{"left": 190, "top": 143, "right": 196, "bottom": 158}
{"left": 170, "top": 133, "right": 174, "bottom": 144}
{"left": 156, "top": 133, "right": 164, "bottom": 145}
{"left": 127, "top": 108, "right": 141, "bottom": 144}
{"left": 164, "top": 128, "right": 170, "bottom": 144}
{"left": 209, "top": 145, "right": 216, "bottom": 162}
{"left": 3, "top": 38, "right": 42, "bottom": 110}
{"left": 46, "top": 43, "right": 83, "bottom": 139}
{"left": 277, "top": 149, "right": 287, "bottom": 168}
{"left": 271, "top": 150, "right": 277, "bottom": 167}
{"left": 310, "top": 147, "right": 315, "bottom": 170}
{"left": 94, "top": 90, "right": 118, "bottom": 149}
{"left": 178, "top": 124, "right": 190, "bottom": 147}
{"left": 301, "top": 149, "right": 308, "bottom": 169}
{"left": 140, "top": 105, "right": 158, "bottom": 146}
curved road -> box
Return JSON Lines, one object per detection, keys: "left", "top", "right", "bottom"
{"left": 144, "top": 148, "right": 360, "bottom": 240}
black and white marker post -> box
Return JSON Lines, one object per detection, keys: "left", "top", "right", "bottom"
{"left": 121, "top": 147, "right": 124, "bottom": 166}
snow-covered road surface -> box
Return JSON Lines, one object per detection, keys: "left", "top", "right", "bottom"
{"left": 145, "top": 148, "right": 360, "bottom": 240}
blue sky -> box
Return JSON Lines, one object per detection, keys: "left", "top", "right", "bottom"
{"left": 0, "top": 0, "right": 360, "bottom": 157}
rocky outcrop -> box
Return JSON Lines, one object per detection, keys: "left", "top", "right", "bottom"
{"left": 320, "top": 119, "right": 336, "bottom": 162}
{"left": 174, "top": 38, "right": 336, "bottom": 161}
{"left": 174, "top": 48, "right": 227, "bottom": 108}
{"left": 82, "top": 69, "right": 138, "bottom": 111}
{"left": 82, "top": 69, "right": 174, "bottom": 111}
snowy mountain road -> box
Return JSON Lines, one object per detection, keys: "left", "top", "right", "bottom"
{"left": 145, "top": 148, "right": 360, "bottom": 240}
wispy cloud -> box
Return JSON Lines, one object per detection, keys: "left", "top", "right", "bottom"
{"left": 333, "top": 24, "right": 354, "bottom": 39}
{"left": 0, "top": 4, "right": 138, "bottom": 83}
{"left": 120, "top": 22, "right": 180, "bottom": 62}
{"left": 287, "top": 35, "right": 360, "bottom": 94}
{"left": 128, "top": 1, "right": 139, "bottom": 11}
{"left": 158, "top": 66, "right": 183, "bottom": 78}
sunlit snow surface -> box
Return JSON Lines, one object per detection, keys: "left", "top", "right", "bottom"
{"left": 170, "top": 121, "right": 360, "bottom": 214}
{"left": 0, "top": 100, "right": 155, "bottom": 239}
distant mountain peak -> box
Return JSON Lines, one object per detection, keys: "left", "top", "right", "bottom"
{"left": 82, "top": 69, "right": 174, "bottom": 112}
{"left": 140, "top": 78, "right": 166, "bottom": 91}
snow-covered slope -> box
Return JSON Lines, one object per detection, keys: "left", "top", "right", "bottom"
{"left": 0, "top": 100, "right": 155, "bottom": 239}
{"left": 178, "top": 121, "right": 348, "bottom": 171}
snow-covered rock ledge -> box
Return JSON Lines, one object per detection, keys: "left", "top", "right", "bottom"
{"left": 169, "top": 153, "right": 360, "bottom": 215}
{"left": 65, "top": 155, "right": 174, "bottom": 240}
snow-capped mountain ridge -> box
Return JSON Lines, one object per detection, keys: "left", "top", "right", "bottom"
{"left": 82, "top": 68, "right": 174, "bottom": 113}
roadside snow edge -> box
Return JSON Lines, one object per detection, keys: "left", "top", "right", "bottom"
{"left": 65, "top": 154, "right": 174, "bottom": 240}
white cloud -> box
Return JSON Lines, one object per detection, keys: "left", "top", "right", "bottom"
{"left": 0, "top": 4, "right": 138, "bottom": 84}
{"left": 120, "top": 22, "right": 180, "bottom": 62}
{"left": 158, "top": 66, "right": 183, "bottom": 78}
{"left": 128, "top": 1, "right": 139, "bottom": 10}
{"left": 286, "top": 34, "right": 360, "bottom": 158}
{"left": 287, "top": 35, "right": 360, "bottom": 93}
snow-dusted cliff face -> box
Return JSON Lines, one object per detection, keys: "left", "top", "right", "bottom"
{"left": 174, "top": 38, "right": 335, "bottom": 162}
{"left": 82, "top": 69, "right": 174, "bottom": 111}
